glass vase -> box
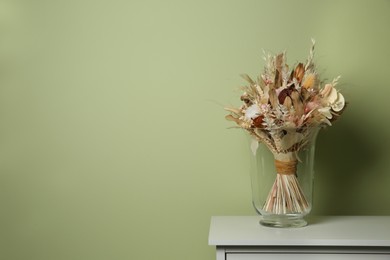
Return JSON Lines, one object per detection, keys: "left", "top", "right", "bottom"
{"left": 249, "top": 127, "right": 320, "bottom": 228}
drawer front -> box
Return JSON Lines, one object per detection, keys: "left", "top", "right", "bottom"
{"left": 227, "top": 253, "right": 390, "bottom": 260}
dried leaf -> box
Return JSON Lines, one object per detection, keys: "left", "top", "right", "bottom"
{"left": 294, "top": 63, "right": 305, "bottom": 83}
{"left": 283, "top": 96, "right": 292, "bottom": 109}
{"left": 274, "top": 69, "right": 282, "bottom": 88}
{"left": 268, "top": 88, "right": 278, "bottom": 108}
{"left": 290, "top": 91, "right": 304, "bottom": 117}
{"left": 275, "top": 53, "right": 284, "bottom": 71}
{"left": 300, "top": 87, "right": 311, "bottom": 102}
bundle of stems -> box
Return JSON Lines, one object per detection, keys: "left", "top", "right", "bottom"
{"left": 249, "top": 127, "right": 314, "bottom": 215}
{"left": 263, "top": 173, "right": 309, "bottom": 214}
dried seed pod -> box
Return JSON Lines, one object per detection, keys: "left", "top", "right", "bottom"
{"left": 330, "top": 102, "right": 347, "bottom": 122}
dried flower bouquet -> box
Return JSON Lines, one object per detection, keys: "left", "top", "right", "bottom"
{"left": 225, "top": 40, "right": 346, "bottom": 215}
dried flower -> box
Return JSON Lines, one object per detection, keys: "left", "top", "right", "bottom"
{"left": 225, "top": 41, "right": 346, "bottom": 134}
{"left": 224, "top": 41, "right": 347, "bottom": 215}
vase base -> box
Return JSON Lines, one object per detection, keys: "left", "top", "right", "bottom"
{"left": 260, "top": 215, "right": 307, "bottom": 228}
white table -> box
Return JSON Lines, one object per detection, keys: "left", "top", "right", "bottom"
{"left": 208, "top": 216, "right": 390, "bottom": 260}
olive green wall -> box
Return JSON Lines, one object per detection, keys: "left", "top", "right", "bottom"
{"left": 1, "top": 0, "right": 390, "bottom": 259}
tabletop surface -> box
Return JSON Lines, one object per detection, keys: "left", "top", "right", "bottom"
{"left": 208, "top": 216, "right": 390, "bottom": 247}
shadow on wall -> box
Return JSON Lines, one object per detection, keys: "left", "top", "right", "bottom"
{"left": 313, "top": 108, "right": 389, "bottom": 215}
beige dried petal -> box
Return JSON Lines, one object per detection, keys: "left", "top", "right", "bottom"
{"left": 321, "top": 117, "right": 332, "bottom": 126}
{"left": 327, "top": 87, "right": 338, "bottom": 104}
{"left": 331, "top": 93, "right": 345, "bottom": 112}
{"left": 320, "top": 84, "right": 333, "bottom": 97}
{"left": 318, "top": 107, "right": 333, "bottom": 119}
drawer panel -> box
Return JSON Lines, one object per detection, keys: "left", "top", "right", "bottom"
{"left": 227, "top": 253, "right": 390, "bottom": 260}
